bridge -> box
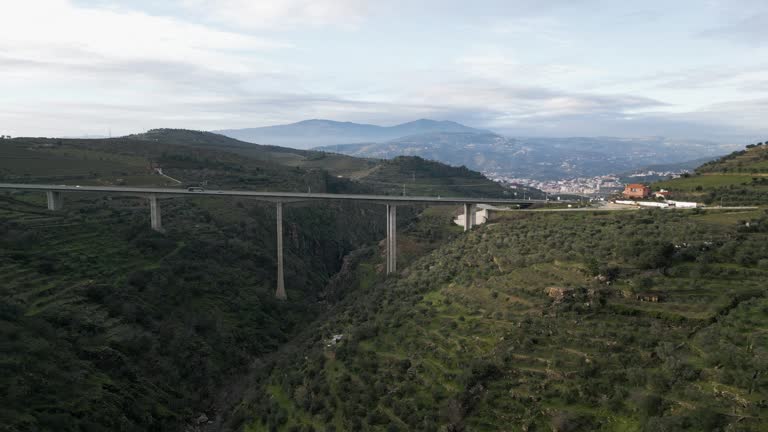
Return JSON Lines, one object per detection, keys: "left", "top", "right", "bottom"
{"left": 0, "top": 183, "right": 548, "bottom": 300}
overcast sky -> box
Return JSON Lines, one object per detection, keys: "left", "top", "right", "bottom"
{"left": 1, "top": 0, "right": 767, "bottom": 140}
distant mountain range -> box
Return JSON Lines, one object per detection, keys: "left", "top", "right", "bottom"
{"left": 215, "top": 119, "right": 741, "bottom": 180}
{"left": 214, "top": 119, "right": 484, "bottom": 149}
{"left": 315, "top": 132, "right": 738, "bottom": 179}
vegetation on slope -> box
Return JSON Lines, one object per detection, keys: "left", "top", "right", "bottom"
{"left": 0, "top": 129, "right": 516, "bottom": 431}
{"left": 0, "top": 187, "right": 388, "bottom": 431}
{"left": 697, "top": 141, "right": 768, "bottom": 174}
{"left": 239, "top": 207, "right": 768, "bottom": 431}
{"left": 0, "top": 130, "right": 514, "bottom": 199}
{"left": 654, "top": 141, "right": 768, "bottom": 206}
{"left": 356, "top": 156, "right": 518, "bottom": 198}
{"left": 137, "top": 137, "right": 768, "bottom": 432}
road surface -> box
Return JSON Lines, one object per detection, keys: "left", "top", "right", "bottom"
{"left": 0, "top": 183, "right": 549, "bottom": 205}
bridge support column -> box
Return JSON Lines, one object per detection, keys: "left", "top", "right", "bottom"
{"left": 463, "top": 203, "right": 470, "bottom": 231}
{"left": 275, "top": 201, "right": 286, "bottom": 300}
{"left": 46, "top": 191, "right": 63, "bottom": 211}
{"left": 386, "top": 204, "right": 397, "bottom": 274}
{"left": 463, "top": 203, "right": 476, "bottom": 231}
{"left": 148, "top": 194, "right": 162, "bottom": 232}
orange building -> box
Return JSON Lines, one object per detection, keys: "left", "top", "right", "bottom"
{"left": 623, "top": 183, "right": 650, "bottom": 199}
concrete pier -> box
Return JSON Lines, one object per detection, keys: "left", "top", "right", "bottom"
{"left": 148, "top": 194, "right": 162, "bottom": 232}
{"left": 463, "top": 203, "right": 476, "bottom": 231}
{"left": 46, "top": 191, "right": 63, "bottom": 211}
{"left": 0, "top": 183, "right": 559, "bottom": 303}
{"left": 386, "top": 204, "right": 397, "bottom": 274}
{"left": 275, "top": 201, "right": 287, "bottom": 300}
{"left": 463, "top": 203, "right": 470, "bottom": 231}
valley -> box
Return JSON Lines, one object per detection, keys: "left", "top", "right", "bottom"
{"left": 5, "top": 2, "right": 768, "bottom": 431}
{"left": 1, "top": 132, "right": 766, "bottom": 431}
{"left": 230, "top": 143, "right": 768, "bottom": 432}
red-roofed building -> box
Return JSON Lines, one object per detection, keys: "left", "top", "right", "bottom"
{"left": 623, "top": 183, "right": 650, "bottom": 199}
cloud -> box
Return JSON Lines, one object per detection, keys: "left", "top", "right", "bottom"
{"left": 0, "top": 0, "right": 289, "bottom": 84}
{"left": 699, "top": 12, "right": 768, "bottom": 45}
{"left": 177, "top": 0, "right": 371, "bottom": 30}
{"left": 485, "top": 16, "right": 574, "bottom": 47}
{"left": 0, "top": 1, "right": 287, "bottom": 58}
{"left": 456, "top": 54, "right": 603, "bottom": 89}
{"left": 0, "top": 0, "right": 297, "bottom": 128}
{"left": 1, "top": 0, "right": 767, "bottom": 142}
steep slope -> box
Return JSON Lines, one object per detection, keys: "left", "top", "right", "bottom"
{"left": 0, "top": 129, "right": 518, "bottom": 431}
{"left": 696, "top": 141, "right": 768, "bottom": 174}
{"left": 316, "top": 133, "right": 735, "bottom": 180}
{"left": 214, "top": 119, "right": 486, "bottom": 149}
{"left": 654, "top": 141, "right": 768, "bottom": 205}
{"left": 0, "top": 180, "right": 386, "bottom": 431}
{"left": 235, "top": 207, "right": 768, "bottom": 432}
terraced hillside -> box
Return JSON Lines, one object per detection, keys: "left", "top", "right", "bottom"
{"left": 697, "top": 142, "right": 768, "bottom": 174}
{"left": 654, "top": 142, "right": 768, "bottom": 206}
{"left": 0, "top": 185, "right": 395, "bottom": 431}
{"left": 237, "top": 208, "right": 768, "bottom": 431}
{"left": 0, "top": 130, "right": 523, "bottom": 431}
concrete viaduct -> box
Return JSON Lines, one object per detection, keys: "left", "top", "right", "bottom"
{"left": 0, "top": 183, "right": 547, "bottom": 300}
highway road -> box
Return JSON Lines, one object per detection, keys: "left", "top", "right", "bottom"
{"left": 0, "top": 183, "right": 549, "bottom": 205}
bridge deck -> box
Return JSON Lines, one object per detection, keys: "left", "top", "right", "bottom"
{"left": 0, "top": 183, "right": 548, "bottom": 205}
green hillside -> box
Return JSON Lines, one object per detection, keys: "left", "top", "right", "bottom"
{"left": 653, "top": 142, "right": 768, "bottom": 206}
{"left": 697, "top": 142, "right": 768, "bottom": 174}
{"left": 237, "top": 207, "right": 768, "bottom": 432}
{"left": 355, "top": 156, "right": 518, "bottom": 198}
{"left": 129, "top": 129, "right": 378, "bottom": 179}
{"left": 0, "top": 130, "right": 514, "bottom": 198}
{"left": 0, "top": 178, "right": 390, "bottom": 431}
{"left": 5, "top": 131, "right": 766, "bottom": 432}
{"left": 0, "top": 129, "right": 518, "bottom": 431}
{"left": 225, "top": 152, "right": 768, "bottom": 432}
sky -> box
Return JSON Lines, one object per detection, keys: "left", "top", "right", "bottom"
{"left": 1, "top": 0, "right": 767, "bottom": 141}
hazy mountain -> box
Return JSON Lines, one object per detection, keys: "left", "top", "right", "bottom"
{"left": 214, "top": 119, "right": 486, "bottom": 149}
{"left": 316, "top": 131, "right": 738, "bottom": 179}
